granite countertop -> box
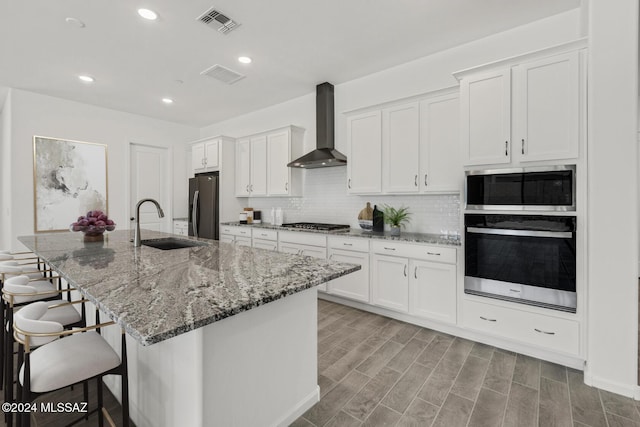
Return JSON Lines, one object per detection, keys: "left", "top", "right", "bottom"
{"left": 220, "top": 222, "right": 461, "bottom": 247}
{"left": 18, "top": 230, "right": 360, "bottom": 346}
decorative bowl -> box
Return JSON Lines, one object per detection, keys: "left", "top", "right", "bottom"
{"left": 70, "top": 210, "right": 116, "bottom": 240}
{"left": 359, "top": 220, "right": 373, "bottom": 231}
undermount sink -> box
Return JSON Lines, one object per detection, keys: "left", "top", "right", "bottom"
{"left": 141, "top": 237, "right": 209, "bottom": 250}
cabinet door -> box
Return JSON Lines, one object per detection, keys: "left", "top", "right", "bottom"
{"left": 371, "top": 254, "right": 408, "bottom": 313}
{"left": 192, "top": 143, "right": 205, "bottom": 174}
{"left": 382, "top": 102, "right": 420, "bottom": 193}
{"left": 267, "top": 130, "right": 290, "bottom": 196}
{"left": 250, "top": 136, "right": 267, "bottom": 196}
{"left": 204, "top": 140, "right": 220, "bottom": 171}
{"left": 420, "top": 94, "right": 461, "bottom": 193}
{"left": 409, "top": 260, "right": 456, "bottom": 324}
{"left": 514, "top": 51, "right": 580, "bottom": 162}
{"left": 220, "top": 234, "right": 235, "bottom": 244}
{"left": 235, "top": 236, "right": 252, "bottom": 247}
{"left": 328, "top": 249, "right": 369, "bottom": 303}
{"left": 347, "top": 110, "right": 382, "bottom": 194}
{"left": 253, "top": 239, "right": 278, "bottom": 251}
{"left": 235, "top": 139, "right": 251, "bottom": 197}
{"left": 460, "top": 68, "right": 512, "bottom": 166}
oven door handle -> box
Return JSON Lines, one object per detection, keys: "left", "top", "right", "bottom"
{"left": 466, "top": 227, "right": 572, "bottom": 239}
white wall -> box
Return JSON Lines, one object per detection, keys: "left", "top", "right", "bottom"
{"left": 3, "top": 89, "right": 199, "bottom": 250}
{"left": 199, "top": 9, "right": 582, "bottom": 234}
{"left": 0, "top": 91, "right": 12, "bottom": 249}
{"left": 584, "top": 0, "right": 639, "bottom": 396}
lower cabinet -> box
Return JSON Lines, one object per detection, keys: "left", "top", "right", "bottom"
{"left": 327, "top": 237, "right": 370, "bottom": 303}
{"left": 409, "top": 260, "right": 456, "bottom": 324}
{"left": 279, "top": 231, "right": 327, "bottom": 290}
{"left": 220, "top": 225, "right": 252, "bottom": 246}
{"left": 371, "top": 254, "right": 409, "bottom": 313}
{"left": 173, "top": 220, "right": 188, "bottom": 236}
{"left": 252, "top": 229, "right": 278, "bottom": 251}
{"left": 371, "top": 241, "right": 457, "bottom": 320}
{"left": 462, "top": 298, "right": 579, "bottom": 355}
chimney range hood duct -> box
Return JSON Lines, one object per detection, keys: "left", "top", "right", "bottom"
{"left": 288, "top": 82, "right": 347, "bottom": 169}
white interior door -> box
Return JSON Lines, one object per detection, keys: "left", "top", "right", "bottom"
{"left": 130, "top": 143, "right": 170, "bottom": 232}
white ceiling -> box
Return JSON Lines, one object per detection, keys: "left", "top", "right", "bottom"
{"left": 0, "top": 0, "right": 579, "bottom": 127}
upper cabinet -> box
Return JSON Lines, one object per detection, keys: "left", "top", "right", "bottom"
{"left": 191, "top": 136, "right": 234, "bottom": 176}
{"left": 346, "top": 88, "right": 461, "bottom": 195}
{"left": 235, "top": 126, "right": 304, "bottom": 197}
{"left": 346, "top": 110, "right": 382, "bottom": 194}
{"left": 455, "top": 40, "right": 586, "bottom": 167}
{"left": 192, "top": 138, "right": 220, "bottom": 174}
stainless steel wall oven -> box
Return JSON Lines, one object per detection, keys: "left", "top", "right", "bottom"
{"left": 464, "top": 214, "right": 576, "bottom": 312}
{"left": 464, "top": 166, "right": 577, "bottom": 313}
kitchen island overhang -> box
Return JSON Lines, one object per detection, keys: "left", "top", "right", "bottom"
{"left": 18, "top": 230, "right": 360, "bottom": 427}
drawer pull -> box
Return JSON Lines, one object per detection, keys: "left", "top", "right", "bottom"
{"left": 509, "top": 289, "right": 521, "bottom": 293}
{"left": 534, "top": 328, "right": 556, "bottom": 335}
{"left": 260, "top": 233, "right": 268, "bottom": 237}
{"left": 427, "top": 252, "right": 441, "bottom": 256}
{"left": 383, "top": 247, "right": 396, "bottom": 251}
{"left": 414, "top": 175, "right": 418, "bottom": 186}
{"left": 414, "top": 267, "right": 418, "bottom": 279}
{"left": 342, "top": 243, "right": 353, "bottom": 247}
{"left": 403, "top": 265, "right": 407, "bottom": 277}
{"left": 480, "top": 316, "right": 497, "bottom": 322}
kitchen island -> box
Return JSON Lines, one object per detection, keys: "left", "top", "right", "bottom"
{"left": 18, "top": 230, "right": 359, "bottom": 427}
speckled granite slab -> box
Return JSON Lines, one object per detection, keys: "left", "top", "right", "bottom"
{"left": 220, "top": 222, "right": 461, "bottom": 246}
{"left": 18, "top": 230, "right": 360, "bottom": 346}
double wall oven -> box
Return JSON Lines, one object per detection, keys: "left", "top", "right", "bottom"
{"left": 464, "top": 166, "right": 577, "bottom": 313}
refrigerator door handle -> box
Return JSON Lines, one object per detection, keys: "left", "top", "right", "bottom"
{"left": 192, "top": 190, "right": 200, "bottom": 237}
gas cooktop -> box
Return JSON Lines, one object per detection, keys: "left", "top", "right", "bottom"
{"left": 281, "top": 222, "right": 350, "bottom": 232}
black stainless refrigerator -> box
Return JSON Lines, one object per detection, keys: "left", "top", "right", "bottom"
{"left": 188, "top": 172, "right": 219, "bottom": 240}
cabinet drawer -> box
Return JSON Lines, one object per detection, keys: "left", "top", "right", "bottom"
{"left": 279, "top": 231, "right": 326, "bottom": 247}
{"left": 328, "top": 236, "right": 369, "bottom": 252}
{"left": 371, "top": 240, "right": 455, "bottom": 263}
{"left": 252, "top": 229, "right": 278, "bottom": 241}
{"left": 220, "top": 226, "right": 251, "bottom": 237}
{"left": 462, "top": 299, "right": 579, "bottom": 355}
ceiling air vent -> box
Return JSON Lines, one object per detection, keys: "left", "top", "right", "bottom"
{"left": 196, "top": 8, "right": 240, "bottom": 34}
{"left": 200, "top": 64, "right": 245, "bottom": 85}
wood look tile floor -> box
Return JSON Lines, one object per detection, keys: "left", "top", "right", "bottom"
{"left": 293, "top": 299, "right": 640, "bottom": 427}
{"left": 3, "top": 298, "right": 639, "bottom": 426}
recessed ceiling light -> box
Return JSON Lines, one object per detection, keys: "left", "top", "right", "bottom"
{"left": 238, "top": 56, "right": 252, "bottom": 64}
{"left": 162, "top": 98, "right": 174, "bottom": 104}
{"left": 138, "top": 8, "right": 158, "bottom": 20}
{"left": 65, "top": 17, "right": 86, "bottom": 28}
{"left": 78, "top": 75, "right": 95, "bottom": 83}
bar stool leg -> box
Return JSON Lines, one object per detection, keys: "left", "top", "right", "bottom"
{"left": 97, "top": 376, "right": 104, "bottom": 427}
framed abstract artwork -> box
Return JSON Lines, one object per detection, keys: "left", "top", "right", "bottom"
{"left": 32, "top": 136, "right": 108, "bottom": 232}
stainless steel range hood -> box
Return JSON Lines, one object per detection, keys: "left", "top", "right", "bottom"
{"left": 288, "top": 82, "right": 347, "bottom": 169}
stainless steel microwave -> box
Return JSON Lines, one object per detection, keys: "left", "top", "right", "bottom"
{"left": 465, "top": 165, "right": 576, "bottom": 211}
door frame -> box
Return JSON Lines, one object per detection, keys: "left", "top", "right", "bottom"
{"left": 125, "top": 141, "right": 174, "bottom": 232}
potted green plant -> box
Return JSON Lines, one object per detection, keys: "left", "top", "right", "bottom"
{"left": 382, "top": 205, "right": 411, "bottom": 236}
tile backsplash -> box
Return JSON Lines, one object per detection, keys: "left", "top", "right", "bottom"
{"left": 245, "top": 167, "right": 461, "bottom": 235}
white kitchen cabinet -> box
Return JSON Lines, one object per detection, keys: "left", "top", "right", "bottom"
{"left": 346, "top": 89, "right": 461, "bottom": 195}
{"left": 409, "top": 259, "right": 456, "bottom": 324}
{"left": 235, "top": 126, "right": 304, "bottom": 197}
{"left": 460, "top": 68, "right": 512, "bottom": 166}
{"left": 191, "top": 138, "right": 221, "bottom": 174}
{"left": 462, "top": 298, "right": 579, "bottom": 356}
{"left": 220, "top": 225, "right": 252, "bottom": 246}
{"left": 371, "top": 240, "right": 456, "bottom": 318}
{"left": 249, "top": 135, "right": 267, "bottom": 196}
{"left": 513, "top": 51, "right": 580, "bottom": 162}
{"left": 347, "top": 110, "right": 382, "bottom": 194}
{"left": 252, "top": 229, "right": 278, "bottom": 251}
{"left": 371, "top": 254, "right": 409, "bottom": 313}
{"left": 456, "top": 41, "right": 585, "bottom": 167}
{"left": 235, "top": 139, "right": 251, "bottom": 197}
{"left": 382, "top": 102, "right": 420, "bottom": 193}
{"left": 327, "top": 237, "right": 370, "bottom": 303}
{"left": 279, "top": 231, "right": 327, "bottom": 290}
{"left": 419, "top": 92, "right": 461, "bottom": 193}
{"left": 173, "top": 220, "right": 188, "bottom": 236}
